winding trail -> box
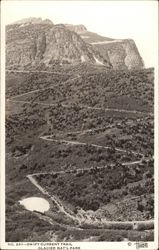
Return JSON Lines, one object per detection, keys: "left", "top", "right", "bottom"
{"left": 27, "top": 174, "right": 79, "bottom": 224}
{"left": 27, "top": 172, "right": 154, "bottom": 229}
{"left": 6, "top": 69, "right": 73, "bottom": 75}
{"left": 9, "top": 75, "right": 80, "bottom": 100}
{"left": 10, "top": 87, "right": 53, "bottom": 100}
{"left": 10, "top": 69, "right": 154, "bottom": 229}
{"left": 25, "top": 130, "right": 153, "bottom": 229}
{"left": 40, "top": 136, "right": 144, "bottom": 160}
{"left": 8, "top": 69, "right": 153, "bottom": 116}
{"left": 34, "top": 211, "right": 83, "bottom": 231}
{"left": 9, "top": 99, "right": 153, "bottom": 116}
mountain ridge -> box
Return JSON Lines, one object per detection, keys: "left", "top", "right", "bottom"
{"left": 6, "top": 18, "right": 144, "bottom": 70}
{"left": 66, "top": 24, "right": 144, "bottom": 70}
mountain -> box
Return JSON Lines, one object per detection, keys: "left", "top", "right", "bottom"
{"left": 6, "top": 18, "right": 111, "bottom": 70}
{"left": 89, "top": 39, "right": 144, "bottom": 70}
{"left": 11, "top": 17, "right": 53, "bottom": 25}
{"left": 65, "top": 24, "right": 87, "bottom": 34}
{"left": 66, "top": 24, "right": 144, "bottom": 70}
{"left": 6, "top": 18, "right": 144, "bottom": 70}
{"left": 65, "top": 24, "right": 114, "bottom": 42}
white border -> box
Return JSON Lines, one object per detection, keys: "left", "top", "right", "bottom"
{"left": 1, "top": 0, "right": 6, "bottom": 248}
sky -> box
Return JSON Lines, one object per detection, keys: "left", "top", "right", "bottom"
{"left": 2, "top": 0, "right": 158, "bottom": 68}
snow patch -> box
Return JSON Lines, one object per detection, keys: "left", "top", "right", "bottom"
{"left": 81, "top": 36, "right": 90, "bottom": 39}
{"left": 94, "top": 56, "right": 104, "bottom": 65}
{"left": 19, "top": 23, "right": 29, "bottom": 28}
{"left": 91, "top": 40, "right": 122, "bottom": 45}
{"left": 81, "top": 55, "right": 86, "bottom": 62}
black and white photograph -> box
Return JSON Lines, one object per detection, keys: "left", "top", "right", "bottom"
{"left": 0, "top": 1, "right": 158, "bottom": 249}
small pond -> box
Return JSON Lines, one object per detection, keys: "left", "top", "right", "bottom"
{"left": 19, "top": 197, "right": 50, "bottom": 213}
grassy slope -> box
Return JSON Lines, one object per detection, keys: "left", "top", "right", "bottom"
{"left": 12, "top": 68, "right": 154, "bottom": 112}
{"left": 5, "top": 67, "right": 154, "bottom": 241}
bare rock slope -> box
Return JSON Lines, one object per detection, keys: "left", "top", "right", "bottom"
{"left": 6, "top": 18, "right": 144, "bottom": 70}
{"left": 6, "top": 18, "right": 111, "bottom": 69}
{"left": 66, "top": 24, "right": 144, "bottom": 70}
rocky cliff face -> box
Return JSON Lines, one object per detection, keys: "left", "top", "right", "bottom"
{"left": 65, "top": 24, "right": 87, "bottom": 34}
{"left": 90, "top": 39, "right": 144, "bottom": 70}
{"left": 6, "top": 20, "right": 111, "bottom": 69}
{"left": 6, "top": 18, "right": 144, "bottom": 70}
{"left": 67, "top": 24, "right": 144, "bottom": 70}
{"left": 11, "top": 17, "right": 53, "bottom": 25}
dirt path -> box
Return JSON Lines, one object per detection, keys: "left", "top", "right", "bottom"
{"left": 40, "top": 136, "right": 144, "bottom": 162}
{"left": 9, "top": 98, "right": 153, "bottom": 117}
{"left": 9, "top": 75, "right": 80, "bottom": 100}
{"left": 8, "top": 70, "right": 152, "bottom": 116}
{"left": 81, "top": 105, "right": 153, "bottom": 116}
{"left": 27, "top": 173, "right": 153, "bottom": 229}
{"left": 27, "top": 129, "right": 153, "bottom": 229}
{"left": 34, "top": 210, "right": 83, "bottom": 231}
{"left": 9, "top": 69, "right": 154, "bottom": 230}
{"left": 27, "top": 174, "right": 80, "bottom": 224}
{"left": 6, "top": 69, "right": 72, "bottom": 75}
{"left": 23, "top": 113, "right": 153, "bottom": 229}
{"left": 10, "top": 87, "right": 53, "bottom": 100}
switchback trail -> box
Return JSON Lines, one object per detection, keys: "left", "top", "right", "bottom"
{"left": 6, "top": 69, "right": 73, "bottom": 75}
{"left": 26, "top": 133, "right": 153, "bottom": 228}
{"left": 9, "top": 75, "right": 80, "bottom": 100}
{"left": 27, "top": 173, "right": 154, "bottom": 229}
{"left": 27, "top": 174, "right": 80, "bottom": 224}
{"left": 11, "top": 69, "right": 153, "bottom": 229}
{"left": 9, "top": 99, "right": 153, "bottom": 116}
{"left": 7, "top": 70, "right": 153, "bottom": 116}
{"left": 26, "top": 132, "right": 153, "bottom": 229}
{"left": 40, "top": 135, "right": 144, "bottom": 160}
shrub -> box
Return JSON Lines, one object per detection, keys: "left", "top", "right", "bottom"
{"left": 137, "top": 222, "right": 154, "bottom": 231}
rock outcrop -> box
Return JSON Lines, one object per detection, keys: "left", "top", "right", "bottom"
{"left": 67, "top": 24, "right": 144, "bottom": 70}
{"left": 6, "top": 20, "right": 112, "bottom": 69}
{"left": 11, "top": 17, "right": 53, "bottom": 25}
{"left": 90, "top": 39, "right": 144, "bottom": 70}
{"left": 6, "top": 18, "right": 144, "bottom": 70}
{"left": 64, "top": 24, "right": 87, "bottom": 34}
